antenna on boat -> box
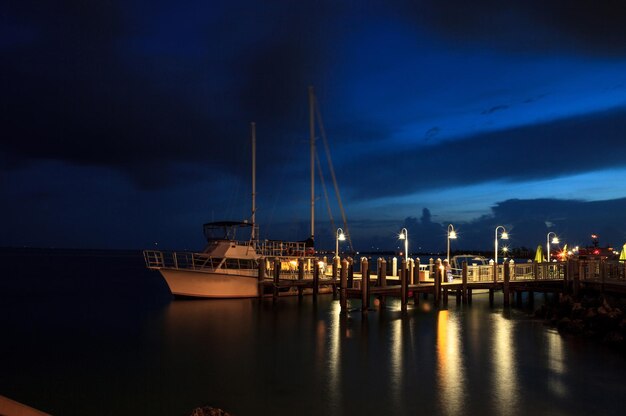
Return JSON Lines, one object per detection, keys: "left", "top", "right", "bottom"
{"left": 251, "top": 121, "right": 256, "bottom": 241}
{"left": 309, "top": 86, "right": 315, "bottom": 244}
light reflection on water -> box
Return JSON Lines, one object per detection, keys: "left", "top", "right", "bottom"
{"left": 390, "top": 318, "right": 403, "bottom": 407}
{"left": 492, "top": 312, "right": 519, "bottom": 415}
{"left": 4, "top": 288, "right": 626, "bottom": 416}
{"left": 546, "top": 329, "right": 568, "bottom": 398}
{"left": 326, "top": 301, "right": 341, "bottom": 412}
{"left": 436, "top": 310, "right": 465, "bottom": 416}
{"left": 152, "top": 296, "right": 626, "bottom": 416}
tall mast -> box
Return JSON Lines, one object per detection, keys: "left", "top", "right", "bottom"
{"left": 308, "top": 86, "right": 315, "bottom": 242}
{"left": 251, "top": 121, "right": 256, "bottom": 241}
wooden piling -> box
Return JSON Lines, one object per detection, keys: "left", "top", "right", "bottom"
{"left": 332, "top": 256, "right": 339, "bottom": 281}
{"left": 462, "top": 262, "right": 468, "bottom": 304}
{"left": 434, "top": 259, "right": 442, "bottom": 307}
{"left": 516, "top": 290, "right": 522, "bottom": 307}
{"left": 415, "top": 258, "right": 421, "bottom": 282}
{"left": 412, "top": 258, "right": 420, "bottom": 304}
{"left": 365, "top": 262, "right": 371, "bottom": 308}
{"left": 378, "top": 258, "right": 387, "bottom": 308}
{"left": 298, "top": 258, "right": 305, "bottom": 280}
{"left": 347, "top": 257, "right": 354, "bottom": 288}
{"left": 489, "top": 288, "right": 494, "bottom": 306}
{"left": 297, "top": 258, "right": 305, "bottom": 300}
{"left": 273, "top": 258, "right": 280, "bottom": 303}
{"left": 573, "top": 261, "right": 581, "bottom": 297}
{"left": 503, "top": 260, "right": 510, "bottom": 306}
{"left": 379, "top": 258, "right": 387, "bottom": 287}
{"left": 361, "top": 257, "right": 369, "bottom": 315}
{"left": 401, "top": 259, "right": 408, "bottom": 312}
{"left": 313, "top": 260, "right": 320, "bottom": 300}
{"left": 340, "top": 259, "right": 348, "bottom": 312}
{"left": 258, "top": 259, "right": 266, "bottom": 298}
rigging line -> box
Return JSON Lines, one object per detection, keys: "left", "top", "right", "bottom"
{"left": 315, "top": 149, "right": 337, "bottom": 238}
{"left": 314, "top": 98, "right": 354, "bottom": 252}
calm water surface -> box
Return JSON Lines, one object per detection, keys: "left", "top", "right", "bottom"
{"left": 1, "top": 249, "right": 625, "bottom": 415}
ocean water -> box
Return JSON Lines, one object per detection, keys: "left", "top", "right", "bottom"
{"left": 1, "top": 248, "right": 625, "bottom": 415}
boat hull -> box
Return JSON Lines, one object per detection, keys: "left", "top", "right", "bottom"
{"left": 159, "top": 268, "right": 259, "bottom": 298}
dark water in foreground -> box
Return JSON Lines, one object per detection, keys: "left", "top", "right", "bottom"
{"left": 1, "top": 249, "right": 625, "bottom": 416}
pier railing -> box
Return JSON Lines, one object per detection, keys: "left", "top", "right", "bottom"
{"left": 345, "top": 257, "right": 626, "bottom": 284}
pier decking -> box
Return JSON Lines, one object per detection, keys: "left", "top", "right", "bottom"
{"left": 260, "top": 256, "right": 626, "bottom": 313}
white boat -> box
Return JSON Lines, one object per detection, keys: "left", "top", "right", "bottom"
{"left": 144, "top": 87, "right": 341, "bottom": 299}
{"left": 144, "top": 221, "right": 315, "bottom": 298}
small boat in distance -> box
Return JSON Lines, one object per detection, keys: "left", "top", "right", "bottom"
{"left": 450, "top": 254, "right": 489, "bottom": 270}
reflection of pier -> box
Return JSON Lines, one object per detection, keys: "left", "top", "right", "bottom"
{"left": 335, "top": 257, "right": 626, "bottom": 314}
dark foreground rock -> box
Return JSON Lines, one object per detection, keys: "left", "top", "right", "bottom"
{"left": 536, "top": 293, "right": 626, "bottom": 351}
{"left": 188, "top": 406, "right": 232, "bottom": 416}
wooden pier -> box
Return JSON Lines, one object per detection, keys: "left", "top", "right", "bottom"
{"left": 340, "top": 257, "right": 626, "bottom": 314}
{"left": 259, "top": 255, "right": 626, "bottom": 314}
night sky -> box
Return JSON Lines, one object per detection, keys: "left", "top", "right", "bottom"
{"left": 3, "top": 1, "right": 626, "bottom": 253}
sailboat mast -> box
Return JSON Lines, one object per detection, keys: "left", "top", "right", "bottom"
{"left": 309, "top": 86, "right": 315, "bottom": 242}
{"left": 251, "top": 121, "right": 256, "bottom": 241}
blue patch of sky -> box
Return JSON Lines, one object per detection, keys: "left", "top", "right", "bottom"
{"left": 349, "top": 167, "right": 626, "bottom": 224}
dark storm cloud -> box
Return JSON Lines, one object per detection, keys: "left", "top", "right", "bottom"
{"left": 456, "top": 197, "right": 626, "bottom": 250}
{"left": 339, "top": 106, "right": 626, "bottom": 199}
{"left": 350, "top": 198, "right": 626, "bottom": 252}
{"left": 402, "top": 0, "right": 626, "bottom": 54}
{"left": 0, "top": 1, "right": 335, "bottom": 189}
{"left": 3, "top": 0, "right": 626, "bottom": 195}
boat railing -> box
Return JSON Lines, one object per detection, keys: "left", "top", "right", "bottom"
{"left": 143, "top": 250, "right": 228, "bottom": 271}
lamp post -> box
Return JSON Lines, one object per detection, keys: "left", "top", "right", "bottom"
{"left": 494, "top": 226, "right": 509, "bottom": 264}
{"left": 447, "top": 224, "right": 457, "bottom": 263}
{"left": 399, "top": 228, "right": 408, "bottom": 263}
{"left": 547, "top": 232, "right": 559, "bottom": 262}
{"left": 335, "top": 228, "right": 346, "bottom": 259}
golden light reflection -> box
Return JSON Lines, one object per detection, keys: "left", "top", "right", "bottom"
{"left": 492, "top": 315, "right": 519, "bottom": 414}
{"left": 546, "top": 330, "right": 568, "bottom": 397}
{"left": 390, "top": 319, "right": 403, "bottom": 404}
{"left": 327, "top": 301, "right": 342, "bottom": 410}
{"left": 436, "top": 310, "right": 465, "bottom": 415}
